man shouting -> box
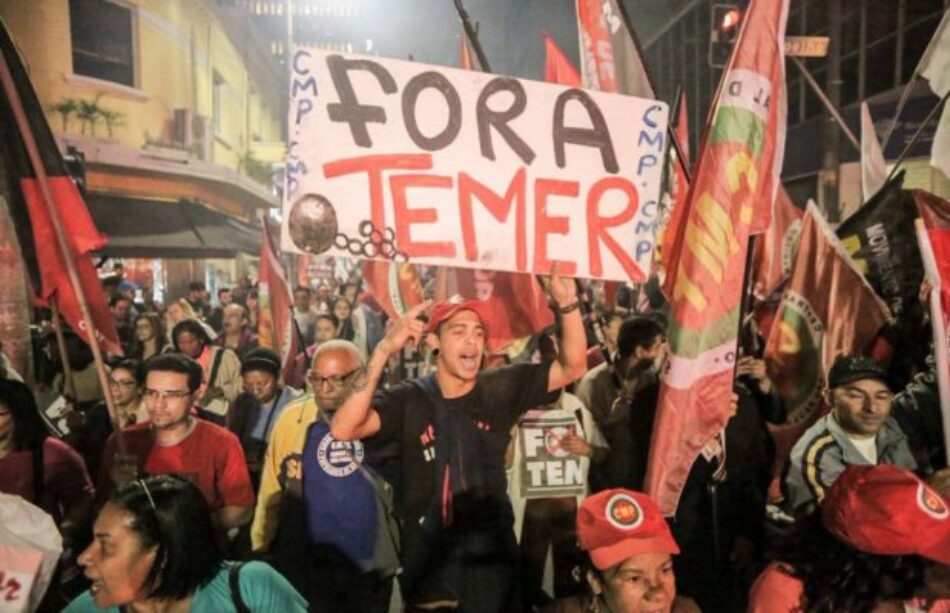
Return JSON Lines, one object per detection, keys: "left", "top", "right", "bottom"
{"left": 331, "top": 267, "right": 587, "bottom": 612}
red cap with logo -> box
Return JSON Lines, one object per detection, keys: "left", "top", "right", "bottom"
{"left": 576, "top": 489, "right": 680, "bottom": 571}
{"left": 426, "top": 299, "right": 492, "bottom": 336}
{"left": 821, "top": 464, "right": 950, "bottom": 565}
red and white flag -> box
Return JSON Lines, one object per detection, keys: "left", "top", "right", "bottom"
{"left": 575, "top": 0, "right": 654, "bottom": 97}
{"left": 645, "top": 0, "right": 790, "bottom": 516}
{"left": 914, "top": 190, "right": 950, "bottom": 465}
{"left": 0, "top": 22, "right": 120, "bottom": 355}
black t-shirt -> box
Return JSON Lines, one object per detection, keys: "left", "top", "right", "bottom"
{"left": 370, "top": 361, "right": 554, "bottom": 551}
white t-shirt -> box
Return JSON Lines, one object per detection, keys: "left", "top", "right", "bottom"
{"left": 848, "top": 435, "right": 878, "bottom": 464}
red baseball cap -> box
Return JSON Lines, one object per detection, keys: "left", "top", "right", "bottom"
{"left": 426, "top": 299, "right": 492, "bottom": 336}
{"left": 821, "top": 464, "right": 950, "bottom": 565}
{"left": 576, "top": 489, "right": 680, "bottom": 571}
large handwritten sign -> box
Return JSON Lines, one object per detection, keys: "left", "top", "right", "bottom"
{"left": 283, "top": 49, "right": 668, "bottom": 282}
{"left": 519, "top": 413, "right": 586, "bottom": 498}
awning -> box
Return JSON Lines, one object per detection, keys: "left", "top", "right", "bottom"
{"left": 86, "top": 195, "right": 262, "bottom": 258}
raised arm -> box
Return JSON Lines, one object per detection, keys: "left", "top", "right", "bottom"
{"left": 330, "top": 300, "right": 429, "bottom": 441}
{"left": 546, "top": 266, "right": 588, "bottom": 392}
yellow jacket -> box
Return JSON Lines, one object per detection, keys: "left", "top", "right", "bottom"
{"left": 250, "top": 394, "right": 322, "bottom": 551}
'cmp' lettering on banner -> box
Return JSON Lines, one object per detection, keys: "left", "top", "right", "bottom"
{"left": 282, "top": 48, "right": 669, "bottom": 282}
{"left": 519, "top": 414, "right": 586, "bottom": 498}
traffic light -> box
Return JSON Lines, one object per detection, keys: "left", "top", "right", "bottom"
{"left": 709, "top": 4, "right": 742, "bottom": 69}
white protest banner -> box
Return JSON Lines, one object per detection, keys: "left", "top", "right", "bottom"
{"left": 283, "top": 49, "right": 669, "bottom": 282}
{"left": 519, "top": 413, "right": 586, "bottom": 498}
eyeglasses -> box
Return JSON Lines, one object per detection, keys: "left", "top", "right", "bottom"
{"left": 110, "top": 379, "right": 138, "bottom": 388}
{"left": 306, "top": 367, "right": 364, "bottom": 390}
{"left": 143, "top": 389, "right": 192, "bottom": 401}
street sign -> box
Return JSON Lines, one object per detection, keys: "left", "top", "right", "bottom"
{"left": 785, "top": 36, "right": 830, "bottom": 58}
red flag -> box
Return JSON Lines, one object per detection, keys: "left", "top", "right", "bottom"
{"left": 543, "top": 32, "right": 581, "bottom": 87}
{"left": 752, "top": 186, "right": 803, "bottom": 300}
{"left": 645, "top": 0, "right": 790, "bottom": 516}
{"left": 658, "top": 91, "right": 691, "bottom": 277}
{"left": 0, "top": 23, "right": 120, "bottom": 354}
{"left": 362, "top": 260, "right": 424, "bottom": 321}
{"left": 764, "top": 202, "right": 891, "bottom": 498}
{"left": 914, "top": 190, "right": 950, "bottom": 464}
{"left": 258, "top": 220, "right": 300, "bottom": 384}
{"left": 439, "top": 268, "right": 554, "bottom": 352}
{"left": 459, "top": 29, "right": 481, "bottom": 72}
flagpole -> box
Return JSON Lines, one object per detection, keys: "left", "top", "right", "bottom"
{"left": 452, "top": 0, "right": 492, "bottom": 72}
{"left": 0, "top": 53, "right": 126, "bottom": 454}
{"left": 880, "top": 75, "right": 919, "bottom": 150}
{"left": 611, "top": 0, "right": 691, "bottom": 182}
{"left": 732, "top": 234, "right": 758, "bottom": 381}
{"left": 50, "top": 303, "right": 77, "bottom": 402}
{"left": 790, "top": 56, "right": 860, "bottom": 152}
{"left": 886, "top": 89, "right": 950, "bottom": 181}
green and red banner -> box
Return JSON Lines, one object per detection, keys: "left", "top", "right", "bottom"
{"left": 645, "top": 0, "right": 789, "bottom": 516}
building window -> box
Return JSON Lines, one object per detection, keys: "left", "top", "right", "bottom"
{"left": 213, "top": 71, "right": 225, "bottom": 135}
{"left": 69, "top": 0, "right": 134, "bottom": 87}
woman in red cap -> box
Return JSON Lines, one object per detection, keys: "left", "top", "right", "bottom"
{"left": 548, "top": 488, "right": 698, "bottom": 613}
{"left": 748, "top": 464, "right": 950, "bottom": 612}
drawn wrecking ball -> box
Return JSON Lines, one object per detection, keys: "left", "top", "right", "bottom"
{"left": 288, "top": 193, "right": 338, "bottom": 254}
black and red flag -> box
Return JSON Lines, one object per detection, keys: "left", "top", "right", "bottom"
{"left": 0, "top": 21, "right": 121, "bottom": 354}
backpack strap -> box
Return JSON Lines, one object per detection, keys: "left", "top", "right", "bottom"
{"left": 228, "top": 562, "right": 250, "bottom": 613}
{"left": 208, "top": 347, "right": 226, "bottom": 388}
{"left": 31, "top": 440, "right": 44, "bottom": 503}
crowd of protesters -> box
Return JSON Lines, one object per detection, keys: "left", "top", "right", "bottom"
{"left": 0, "top": 263, "right": 948, "bottom": 613}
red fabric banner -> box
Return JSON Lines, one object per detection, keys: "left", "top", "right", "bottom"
{"left": 258, "top": 220, "right": 300, "bottom": 383}
{"left": 543, "top": 32, "right": 581, "bottom": 87}
{"left": 361, "top": 260, "right": 424, "bottom": 321}
{"left": 0, "top": 22, "right": 120, "bottom": 355}
{"left": 752, "top": 186, "right": 803, "bottom": 300}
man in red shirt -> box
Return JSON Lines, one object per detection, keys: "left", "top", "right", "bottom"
{"left": 98, "top": 353, "right": 255, "bottom": 533}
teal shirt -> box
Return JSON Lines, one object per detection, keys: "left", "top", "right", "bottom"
{"left": 65, "top": 561, "right": 306, "bottom": 612}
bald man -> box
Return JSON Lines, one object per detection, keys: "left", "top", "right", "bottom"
{"left": 215, "top": 303, "right": 259, "bottom": 359}
{"left": 251, "top": 340, "right": 392, "bottom": 612}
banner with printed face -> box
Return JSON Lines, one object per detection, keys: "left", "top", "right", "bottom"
{"left": 519, "top": 413, "right": 586, "bottom": 498}
{"left": 282, "top": 49, "right": 668, "bottom": 282}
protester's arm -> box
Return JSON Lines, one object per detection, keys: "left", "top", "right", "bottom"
{"left": 546, "top": 268, "right": 588, "bottom": 392}
{"left": 215, "top": 505, "right": 253, "bottom": 531}
{"left": 214, "top": 430, "right": 256, "bottom": 530}
{"left": 330, "top": 301, "right": 430, "bottom": 441}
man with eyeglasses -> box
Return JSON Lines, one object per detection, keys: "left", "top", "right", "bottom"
{"left": 65, "top": 359, "right": 147, "bottom": 478}
{"left": 97, "top": 353, "right": 255, "bottom": 536}
{"left": 251, "top": 339, "right": 391, "bottom": 611}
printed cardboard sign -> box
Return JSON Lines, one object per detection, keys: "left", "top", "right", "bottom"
{"left": 519, "top": 413, "right": 586, "bottom": 498}
{"left": 283, "top": 48, "right": 669, "bottom": 282}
